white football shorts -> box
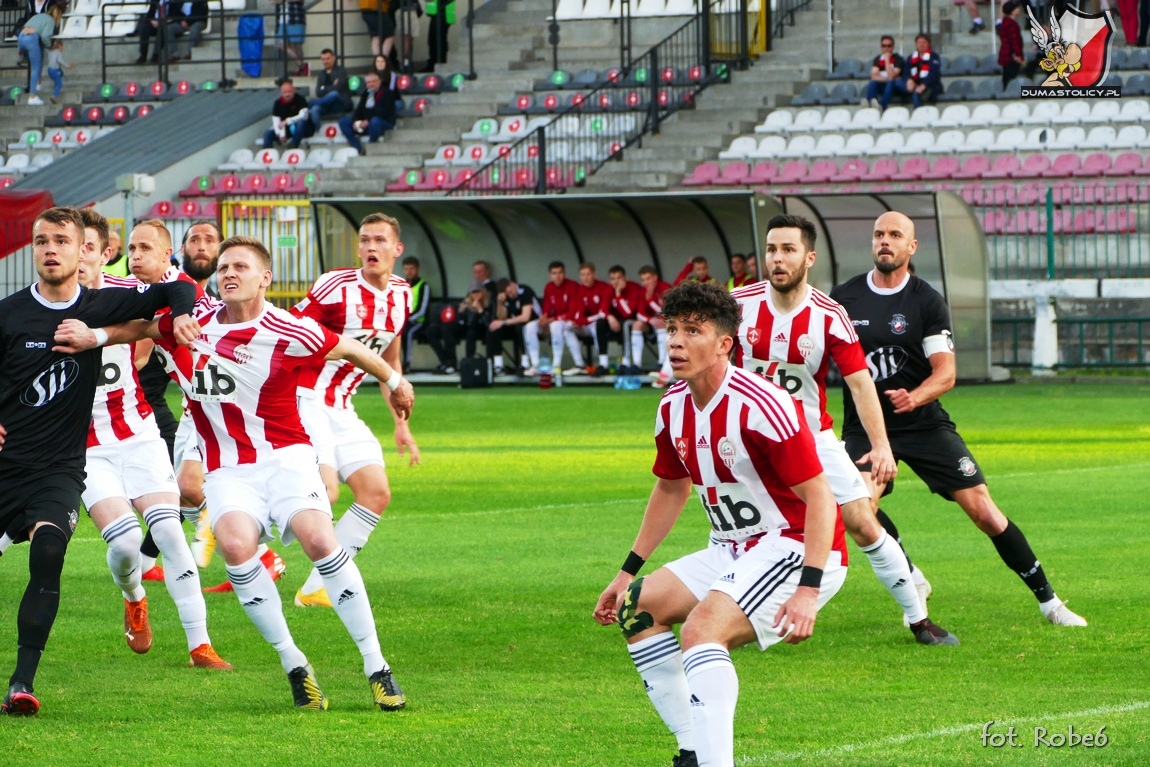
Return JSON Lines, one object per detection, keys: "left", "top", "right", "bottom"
{"left": 816, "top": 429, "right": 871, "bottom": 506}
{"left": 203, "top": 444, "right": 332, "bottom": 546}
{"left": 173, "top": 409, "right": 202, "bottom": 465}
{"left": 298, "top": 395, "right": 384, "bottom": 480}
{"left": 665, "top": 537, "right": 846, "bottom": 651}
{"left": 82, "top": 434, "right": 179, "bottom": 508}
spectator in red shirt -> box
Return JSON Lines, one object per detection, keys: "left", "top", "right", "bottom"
{"left": 607, "top": 266, "right": 646, "bottom": 373}
{"left": 673, "top": 256, "right": 713, "bottom": 286}
{"left": 632, "top": 265, "right": 671, "bottom": 377}
{"left": 997, "top": 1, "right": 1025, "bottom": 88}
{"left": 540, "top": 261, "right": 587, "bottom": 376}
{"left": 726, "top": 253, "right": 755, "bottom": 291}
{"left": 576, "top": 263, "right": 616, "bottom": 377}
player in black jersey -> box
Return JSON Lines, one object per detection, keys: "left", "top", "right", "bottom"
{"left": 831, "top": 211, "right": 1086, "bottom": 628}
{"left": 0, "top": 207, "right": 199, "bottom": 716}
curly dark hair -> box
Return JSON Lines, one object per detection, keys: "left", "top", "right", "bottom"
{"left": 660, "top": 280, "right": 740, "bottom": 339}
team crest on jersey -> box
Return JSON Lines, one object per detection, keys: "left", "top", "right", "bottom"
{"left": 797, "top": 334, "right": 814, "bottom": 358}
{"left": 747, "top": 328, "right": 761, "bottom": 345}
{"left": 889, "top": 314, "right": 908, "bottom": 334}
{"left": 232, "top": 344, "right": 252, "bottom": 365}
{"left": 68, "top": 509, "right": 78, "bottom": 532}
{"left": 717, "top": 437, "right": 737, "bottom": 468}
{"left": 356, "top": 305, "right": 369, "bottom": 320}
{"left": 675, "top": 437, "right": 689, "bottom": 460}
{"left": 958, "top": 457, "right": 978, "bottom": 476}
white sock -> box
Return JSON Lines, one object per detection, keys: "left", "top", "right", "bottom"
{"left": 102, "top": 513, "right": 146, "bottom": 602}
{"left": 144, "top": 505, "right": 210, "bottom": 650}
{"left": 180, "top": 500, "right": 206, "bottom": 524}
{"left": 255, "top": 543, "right": 269, "bottom": 558}
{"left": 315, "top": 547, "right": 386, "bottom": 676}
{"left": 550, "top": 322, "right": 567, "bottom": 366}
{"left": 227, "top": 554, "right": 307, "bottom": 672}
{"left": 629, "top": 632, "right": 694, "bottom": 752}
{"left": 631, "top": 330, "right": 645, "bottom": 367}
{"left": 300, "top": 503, "right": 378, "bottom": 594}
{"left": 655, "top": 328, "right": 668, "bottom": 364}
{"left": 861, "top": 531, "right": 925, "bottom": 624}
{"left": 0, "top": 532, "right": 11, "bottom": 555}
{"left": 683, "top": 643, "right": 739, "bottom": 767}
{"left": 910, "top": 564, "right": 926, "bottom": 585}
{"left": 494, "top": 354, "right": 504, "bottom": 369}
{"left": 565, "top": 326, "right": 585, "bottom": 366}
{"left": 598, "top": 353, "right": 609, "bottom": 368}
{"left": 524, "top": 320, "right": 540, "bottom": 367}
{"left": 139, "top": 553, "right": 157, "bottom": 573}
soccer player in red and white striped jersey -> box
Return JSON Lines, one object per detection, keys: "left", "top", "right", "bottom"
{"left": 290, "top": 212, "right": 421, "bottom": 608}
{"left": 607, "top": 265, "right": 646, "bottom": 372}
{"left": 594, "top": 281, "right": 845, "bottom": 767}
{"left": 732, "top": 214, "right": 957, "bottom": 646}
{"left": 59, "top": 235, "right": 415, "bottom": 711}
{"left": 76, "top": 210, "right": 231, "bottom": 670}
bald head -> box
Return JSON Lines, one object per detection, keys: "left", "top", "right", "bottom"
{"left": 872, "top": 211, "right": 917, "bottom": 276}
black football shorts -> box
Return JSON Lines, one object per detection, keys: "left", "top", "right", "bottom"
{"left": 844, "top": 420, "right": 987, "bottom": 502}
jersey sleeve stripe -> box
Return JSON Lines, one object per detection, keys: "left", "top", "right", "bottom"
{"left": 730, "top": 282, "right": 767, "bottom": 301}
{"left": 729, "top": 370, "right": 800, "bottom": 439}
{"left": 307, "top": 270, "right": 358, "bottom": 302}
{"left": 261, "top": 313, "right": 327, "bottom": 351}
{"left": 809, "top": 290, "right": 860, "bottom": 342}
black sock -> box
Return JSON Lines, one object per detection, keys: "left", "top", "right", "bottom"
{"left": 11, "top": 525, "right": 68, "bottom": 688}
{"left": 140, "top": 529, "right": 160, "bottom": 560}
{"left": 874, "top": 508, "right": 915, "bottom": 571}
{"left": 990, "top": 519, "right": 1055, "bottom": 603}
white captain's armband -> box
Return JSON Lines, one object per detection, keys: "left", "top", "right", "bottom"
{"left": 923, "top": 330, "right": 954, "bottom": 357}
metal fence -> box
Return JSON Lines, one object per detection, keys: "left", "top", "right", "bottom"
{"left": 992, "top": 317, "right": 1150, "bottom": 368}
{"left": 969, "top": 181, "right": 1150, "bottom": 280}
{"left": 219, "top": 198, "right": 317, "bottom": 307}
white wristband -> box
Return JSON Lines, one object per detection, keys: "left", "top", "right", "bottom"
{"left": 384, "top": 370, "right": 403, "bottom": 391}
{"left": 92, "top": 328, "right": 109, "bottom": 347}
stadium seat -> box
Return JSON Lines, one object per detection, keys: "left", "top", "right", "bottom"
{"left": 455, "top": 144, "right": 489, "bottom": 165}
{"left": 1078, "top": 125, "right": 1117, "bottom": 149}
{"left": 1008, "top": 154, "right": 1052, "bottom": 178}
{"left": 492, "top": 116, "right": 528, "bottom": 142}
{"left": 958, "top": 128, "right": 995, "bottom": 153}
{"left": 863, "top": 132, "right": 903, "bottom": 156}
{"left": 1048, "top": 126, "right": 1085, "bottom": 150}
{"left": 1102, "top": 208, "right": 1137, "bottom": 233}
{"left": 988, "top": 127, "right": 1025, "bottom": 152}
{"left": 461, "top": 118, "right": 499, "bottom": 141}
{"left": 286, "top": 172, "right": 319, "bottom": 194}
{"left": 980, "top": 210, "right": 1008, "bottom": 235}
{"left": 996, "top": 78, "right": 1025, "bottom": 100}
{"left": 718, "top": 136, "right": 757, "bottom": 160}
{"left": 278, "top": 148, "right": 306, "bottom": 169}
{"left": 148, "top": 200, "right": 176, "bottom": 219}
{"left": 951, "top": 155, "right": 991, "bottom": 179}
{"left": 425, "top": 144, "right": 462, "bottom": 166}
{"left": 177, "top": 199, "right": 202, "bottom": 217}
{"left": 778, "top": 134, "right": 816, "bottom": 159}
{"left": 414, "top": 168, "right": 452, "bottom": 191}
{"left": 8, "top": 129, "right": 43, "bottom": 152}
{"left": 891, "top": 156, "right": 930, "bottom": 181}
{"left": 238, "top": 174, "right": 269, "bottom": 194}
{"left": 1088, "top": 101, "right": 1120, "bottom": 123}
{"left": 245, "top": 148, "right": 280, "bottom": 170}
{"left": 949, "top": 54, "right": 978, "bottom": 76}
{"left": 937, "top": 79, "right": 972, "bottom": 101}
{"left": 841, "top": 133, "right": 875, "bottom": 155}
{"left": 896, "top": 131, "right": 935, "bottom": 155}
{"left": 808, "top": 134, "right": 845, "bottom": 157}
{"left": 791, "top": 83, "right": 827, "bottom": 106}
{"left": 1021, "top": 101, "right": 1060, "bottom": 124}
{"left": 1051, "top": 100, "right": 1090, "bottom": 124}
{"left": 108, "top": 14, "right": 138, "bottom": 37}
{"left": 1113, "top": 99, "right": 1150, "bottom": 122}
{"left": 967, "top": 103, "right": 1000, "bottom": 126}
{"left": 906, "top": 105, "right": 940, "bottom": 128}
{"left": 1104, "top": 152, "right": 1145, "bottom": 177}
{"left": 0, "top": 153, "right": 31, "bottom": 175}
{"left": 935, "top": 104, "right": 970, "bottom": 128}
{"left": 984, "top": 155, "right": 1021, "bottom": 179}
{"left": 56, "top": 15, "right": 89, "bottom": 38}
{"left": 876, "top": 106, "right": 910, "bottom": 128}
{"left": 921, "top": 155, "right": 960, "bottom": 180}
{"left": 499, "top": 94, "right": 536, "bottom": 115}
{"left": 821, "top": 83, "right": 857, "bottom": 105}
{"left": 215, "top": 173, "right": 241, "bottom": 194}
{"left": 710, "top": 162, "right": 750, "bottom": 186}
{"left": 298, "top": 147, "right": 332, "bottom": 169}
{"left": 775, "top": 161, "right": 809, "bottom": 184}
{"left": 806, "top": 159, "right": 839, "bottom": 183}
{"left": 219, "top": 148, "right": 252, "bottom": 171}
{"left": 784, "top": 108, "right": 824, "bottom": 134}
{"left": 812, "top": 108, "right": 851, "bottom": 133}
{"left": 847, "top": 107, "right": 880, "bottom": 130}
{"left": 310, "top": 123, "right": 346, "bottom": 145}
{"left": 44, "top": 128, "right": 68, "bottom": 149}
{"left": 993, "top": 101, "right": 1029, "bottom": 126}
{"left": 387, "top": 169, "right": 422, "bottom": 192}
{"left": 829, "top": 158, "right": 867, "bottom": 182}
{"left": 1113, "top": 124, "right": 1148, "bottom": 148}
{"left": 750, "top": 135, "right": 787, "bottom": 158}
{"left": 681, "top": 161, "right": 720, "bottom": 186}
{"left": 860, "top": 158, "right": 898, "bottom": 181}
{"left": 1125, "top": 73, "right": 1150, "bottom": 95}
{"left": 755, "top": 110, "right": 793, "bottom": 133}
{"left": 975, "top": 54, "right": 1000, "bottom": 75}
{"left": 179, "top": 174, "right": 214, "bottom": 197}
{"left": 1041, "top": 153, "right": 1082, "bottom": 177}
{"left": 827, "top": 58, "right": 864, "bottom": 80}
{"left": 970, "top": 79, "right": 1003, "bottom": 100}
{"left": 329, "top": 147, "right": 359, "bottom": 167}
{"left": 919, "top": 128, "right": 961, "bottom": 154}
{"left": 747, "top": 161, "right": 778, "bottom": 185}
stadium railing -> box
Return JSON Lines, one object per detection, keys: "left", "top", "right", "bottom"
{"left": 993, "top": 316, "right": 1150, "bottom": 369}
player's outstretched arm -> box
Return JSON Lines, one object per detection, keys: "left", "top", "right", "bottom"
{"left": 773, "top": 473, "right": 835, "bottom": 645}
{"left": 843, "top": 369, "right": 897, "bottom": 486}
{"left": 382, "top": 336, "right": 420, "bottom": 466}
{"left": 53, "top": 316, "right": 201, "bottom": 353}
{"left": 593, "top": 476, "right": 692, "bottom": 626}
{"left": 328, "top": 335, "right": 415, "bottom": 420}
{"left": 885, "top": 349, "right": 956, "bottom": 414}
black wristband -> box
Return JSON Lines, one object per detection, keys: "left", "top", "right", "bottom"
{"left": 621, "top": 551, "right": 646, "bottom": 576}
{"left": 798, "top": 566, "right": 823, "bottom": 589}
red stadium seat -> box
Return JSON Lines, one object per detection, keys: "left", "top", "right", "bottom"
{"left": 1104, "top": 153, "right": 1144, "bottom": 177}
{"left": 681, "top": 161, "right": 720, "bottom": 186}
{"left": 980, "top": 210, "right": 1008, "bottom": 235}
{"left": 921, "top": 156, "right": 961, "bottom": 181}
{"left": 413, "top": 168, "right": 451, "bottom": 191}
{"left": 861, "top": 158, "right": 898, "bottom": 182}
{"left": 747, "top": 161, "right": 778, "bottom": 185}
{"left": 179, "top": 175, "right": 214, "bottom": 197}
{"left": 216, "top": 173, "right": 241, "bottom": 194}
{"left": 1041, "top": 154, "right": 1082, "bottom": 178}
{"left": 1102, "top": 208, "right": 1137, "bottom": 233}
{"left": 806, "top": 160, "right": 838, "bottom": 184}
{"left": 272, "top": 172, "right": 293, "bottom": 192}
{"left": 134, "top": 104, "right": 152, "bottom": 119}
{"left": 951, "top": 155, "right": 991, "bottom": 179}
{"left": 829, "top": 158, "right": 867, "bottom": 182}
{"left": 201, "top": 199, "right": 218, "bottom": 218}
{"left": 1008, "top": 154, "right": 1052, "bottom": 179}
{"left": 178, "top": 199, "right": 201, "bottom": 217}
{"left": 710, "top": 162, "right": 750, "bottom": 186}
{"left": 386, "top": 170, "right": 422, "bottom": 192}
{"left": 1073, "top": 153, "right": 1112, "bottom": 178}
{"left": 239, "top": 174, "right": 269, "bottom": 194}
{"left": 891, "top": 157, "right": 930, "bottom": 181}
{"left": 148, "top": 200, "right": 175, "bottom": 219}
{"left": 285, "top": 172, "right": 318, "bottom": 193}
{"left": 958, "top": 182, "right": 983, "bottom": 205}
{"left": 1015, "top": 182, "right": 1043, "bottom": 205}
{"left": 775, "top": 161, "right": 809, "bottom": 184}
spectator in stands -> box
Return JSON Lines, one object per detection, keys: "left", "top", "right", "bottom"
{"left": 964, "top": 0, "right": 987, "bottom": 34}
{"left": 135, "top": 0, "right": 185, "bottom": 64}
{"left": 458, "top": 281, "right": 493, "bottom": 360}
{"left": 578, "top": 263, "right": 615, "bottom": 376}
{"left": 539, "top": 261, "right": 587, "bottom": 376}
{"left": 862, "top": 35, "right": 904, "bottom": 109}
{"left": 883, "top": 33, "right": 942, "bottom": 110}
{"left": 631, "top": 264, "right": 670, "bottom": 371}
{"left": 338, "top": 71, "right": 398, "bottom": 155}
{"left": 16, "top": 6, "right": 58, "bottom": 105}
{"left": 672, "top": 256, "right": 713, "bottom": 285}
{"left": 607, "top": 266, "right": 645, "bottom": 373}
{"left": 489, "top": 278, "right": 542, "bottom": 376}
{"left": 997, "top": 1, "right": 1026, "bottom": 88}
{"left": 103, "top": 229, "right": 130, "bottom": 278}
{"left": 746, "top": 251, "right": 759, "bottom": 282}
{"left": 271, "top": 0, "right": 307, "bottom": 76}
{"left": 263, "top": 78, "right": 310, "bottom": 149}
{"left": 9, "top": 0, "right": 62, "bottom": 40}
{"left": 727, "top": 252, "right": 755, "bottom": 290}
{"left": 472, "top": 260, "right": 498, "bottom": 307}
{"left": 299, "top": 48, "right": 352, "bottom": 147}
{"left": 401, "top": 255, "right": 430, "bottom": 369}
{"left": 374, "top": 54, "right": 405, "bottom": 111}
{"left": 422, "top": 0, "right": 454, "bottom": 71}
{"left": 360, "top": 0, "right": 395, "bottom": 58}
{"left": 175, "top": 0, "right": 209, "bottom": 60}
{"left": 45, "top": 38, "right": 69, "bottom": 101}
{"left": 390, "top": 0, "right": 423, "bottom": 70}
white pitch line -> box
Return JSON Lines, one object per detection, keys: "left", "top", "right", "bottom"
{"left": 986, "top": 462, "right": 1150, "bottom": 481}
{"left": 741, "top": 699, "right": 1150, "bottom": 762}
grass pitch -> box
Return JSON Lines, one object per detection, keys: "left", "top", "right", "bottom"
{"left": 1, "top": 381, "right": 1148, "bottom": 766}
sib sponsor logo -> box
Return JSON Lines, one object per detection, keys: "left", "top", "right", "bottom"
{"left": 866, "top": 345, "right": 909, "bottom": 383}
{"left": 21, "top": 358, "right": 81, "bottom": 407}
{"left": 753, "top": 360, "right": 802, "bottom": 395}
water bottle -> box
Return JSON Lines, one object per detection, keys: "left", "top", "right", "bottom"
{"left": 538, "top": 355, "right": 553, "bottom": 390}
